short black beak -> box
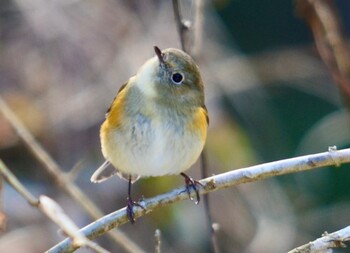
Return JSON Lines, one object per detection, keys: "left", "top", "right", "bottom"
{"left": 154, "top": 46, "right": 165, "bottom": 65}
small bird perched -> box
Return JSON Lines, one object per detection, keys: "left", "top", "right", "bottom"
{"left": 91, "top": 46, "right": 208, "bottom": 222}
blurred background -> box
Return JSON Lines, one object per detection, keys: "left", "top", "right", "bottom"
{"left": 0, "top": 0, "right": 350, "bottom": 252}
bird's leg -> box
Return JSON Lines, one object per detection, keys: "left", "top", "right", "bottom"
{"left": 180, "top": 172, "right": 203, "bottom": 204}
{"left": 126, "top": 176, "right": 144, "bottom": 223}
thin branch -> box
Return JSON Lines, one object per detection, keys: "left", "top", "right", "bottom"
{"left": 288, "top": 225, "right": 350, "bottom": 253}
{"left": 192, "top": 0, "right": 204, "bottom": 58}
{"left": 154, "top": 229, "right": 161, "bottom": 253}
{"left": 39, "top": 196, "right": 111, "bottom": 253}
{"left": 296, "top": 0, "right": 350, "bottom": 107}
{"left": 172, "top": 0, "right": 191, "bottom": 53}
{"left": 172, "top": 1, "right": 215, "bottom": 252}
{"left": 47, "top": 147, "right": 350, "bottom": 253}
{"left": 0, "top": 160, "right": 39, "bottom": 206}
{"left": 0, "top": 96, "right": 145, "bottom": 253}
{"left": 201, "top": 150, "right": 220, "bottom": 253}
{"left": 0, "top": 160, "right": 110, "bottom": 253}
{"left": 0, "top": 174, "right": 6, "bottom": 231}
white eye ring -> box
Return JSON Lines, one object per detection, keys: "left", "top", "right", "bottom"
{"left": 171, "top": 72, "right": 184, "bottom": 84}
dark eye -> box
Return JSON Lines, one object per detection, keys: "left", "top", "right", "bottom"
{"left": 171, "top": 72, "right": 184, "bottom": 84}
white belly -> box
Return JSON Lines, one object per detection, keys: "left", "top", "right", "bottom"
{"left": 104, "top": 116, "right": 204, "bottom": 177}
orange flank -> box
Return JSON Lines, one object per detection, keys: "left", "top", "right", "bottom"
{"left": 104, "top": 87, "right": 128, "bottom": 129}
{"left": 187, "top": 106, "right": 208, "bottom": 142}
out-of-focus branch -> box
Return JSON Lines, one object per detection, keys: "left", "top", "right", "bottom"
{"left": 172, "top": 1, "right": 216, "bottom": 252}
{"left": 288, "top": 225, "right": 350, "bottom": 253}
{"left": 0, "top": 160, "right": 110, "bottom": 253}
{"left": 172, "top": 0, "right": 191, "bottom": 53}
{"left": 39, "top": 196, "right": 111, "bottom": 253}
{"left": 48, "top": 147, "right": 350, "bottom": 253}
{"left": 0, "top": 96, "right": 145, "bottom": 253}
{"left": 0, "top": 160, "right": 39, "bottom": 206}
{"left": 154, "top": 229, "right": 161, "bottom": 253}
{"left": 192, "top": 0, "right": 203, "bottom": 58}
{"left": 0, "top": 174, "right": 6, "bottom": 231}
{"left": 296, "top": 0, "right": 350, "bottom": 107}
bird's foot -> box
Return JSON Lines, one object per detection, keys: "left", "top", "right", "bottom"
{"left": 126, "top": 197, "right": 145, "bottom": 224}
{"left": 180, "top": 173, "right": 203, "bottom": 204}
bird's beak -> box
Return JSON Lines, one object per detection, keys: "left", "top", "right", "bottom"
{"left": 154, "top": 46, "right": 165, "bottom": 66}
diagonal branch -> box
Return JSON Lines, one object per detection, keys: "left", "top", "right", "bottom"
{"left": 288, "top": 225, "right": 350, "bottom": 253}
{"left": 0, "top": 96, "right": 145, "bottom": 253}
{"left": 296, "top": 0, "right": 350, "bottom": 107}
{"left": 0, "top": 160, "right": 110, "bottom": 253}
{"left": 47, "top": 147, "right": 350, "bottom": 253}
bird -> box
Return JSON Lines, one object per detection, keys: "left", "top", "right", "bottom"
{"left": 91, "top": 46, "right": 208, "bottom": 222}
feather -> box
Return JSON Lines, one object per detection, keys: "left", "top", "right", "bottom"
{"left": 90, "top": 160, "right": 115, "bottom": 183}
{"left": 90, "top": 160, "right": 140, "bottom": 184}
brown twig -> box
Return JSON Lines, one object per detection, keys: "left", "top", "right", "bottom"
{"left": 0, "top": 174, "right": 6, "bottom": 231}
{"left": 172, "top": 0, "right": 191, "bottom": 54}
{"left": 0, "top": 161, "right": 110, "bottom": 253}
{"left": 172, "top": 1, "right": 218, "bottom": 252}
{"left": 0, "top": 160, "right": 39, "bottom": 207}
{"left": 296, "top": 0, "right": 350, "bottom": 107}
{"left": 154, "top": 229, "right": 161, "bottom": 253}
{"left": 193, "top": 0, "right": 204, "bottom": 58}
{"left": 0, "top": 96, "right": 145, "bottom": 253}
{"left": 201, "top": 151, "right": 220, "bottom": 253}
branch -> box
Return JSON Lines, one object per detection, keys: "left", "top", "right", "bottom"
{"left": 172, "top": 1, "right": 215, "bottom": 252}
{"left": 0, "top": 96, "right": 145, "bottom": 253}
{"left": 296, "top": 0, "right": 350, "bottom": 106}
{"left": 0, "top": 173, "right": 6, "bottom": 231}
{"left": 192, "top": 0, "right": 203, "bottom": 58}
{"left": 154, "top": 229, "right": 161, "bottom": 253}
{"left": 47, "top": 147, "right": 350, "bottom": 253}
{"left": 0, "top": 160, "right": 39, "bottom": 206}
{"left": 0, "top": 160, "right": 110, "bottom": 253}
{"left": 172, "top": 0, "right": 191, "bottom": 53}
{"left": 288, "top": 225, "right": 350, "bottom": 253}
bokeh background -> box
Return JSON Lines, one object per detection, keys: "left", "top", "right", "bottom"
{"left": 1, "top": 0, "right": 350, "bottom": 252}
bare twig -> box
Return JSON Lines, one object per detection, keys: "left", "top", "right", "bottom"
{"left": 39, "top": 196, "right": 111, "bottom": 253}
{"left": 192, "top": 0, "right": 204, "bottom": 58}
{"left": 0, "top": 96, "right": 145, "bottom": 253}
{"left": 172, "top": 0, "right": 191, "bottom": 53}
{"left": 0, "top": 175, "right": 6, "bottom": 231}
{"left": 0, "top": 96, "right": 98, "bottom": 213}
{"left": 201, "top": 151, "right": 220, "bottom": 253}
{"left": 154, "top": 229, "right": 161, "bottom": 253}
{"left": 172, "top": 1, "right": 217, "bottom": 252}
{"left": 66, "top": 160, "right": 85, "bottom": 182}
{"left": 288, "top": 225, "right": 350, "bottom": 253}
{"left": 296, "top": 0, "right": 350, "bottom": 106}
{"left": 0, "top": 160, "right": 39, "bottom": 206}
{"left": 0, "top": 160, "right": 109, "bottom": 252}
{"left": 47, "top": 147, "right": 350, "bottom": 253}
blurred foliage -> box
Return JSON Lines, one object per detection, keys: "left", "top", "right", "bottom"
{"left": 0, "top": 0, "right": 350, "bottom": 252}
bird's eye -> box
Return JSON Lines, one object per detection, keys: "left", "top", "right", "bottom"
{"left": 171, "top": 72, "right": 184, "bottom": 84}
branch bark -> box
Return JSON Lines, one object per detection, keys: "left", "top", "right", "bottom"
{"left": 0, "top": 96, "right": 145, "bottom": 253}
{"left": 296, "top": 0, "right": 350, "bottom": 107}
{"left": 288, "top": 225, "right": 350, "bottom": 253}
{"left": 47, "top": 147, "right": 350, "bottom": 253}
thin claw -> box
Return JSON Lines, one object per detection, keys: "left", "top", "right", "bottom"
{"left": 126, "top": 197, "right": 145, "bottom": 224}
{"left": 126, "top": 175, "right": 145, "bottom": 223}
{"left": 180, "top": 173, "right": 203, "bottom": 204}
{"left": 127, "top": 198, "right": 135, "bottom": 223}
